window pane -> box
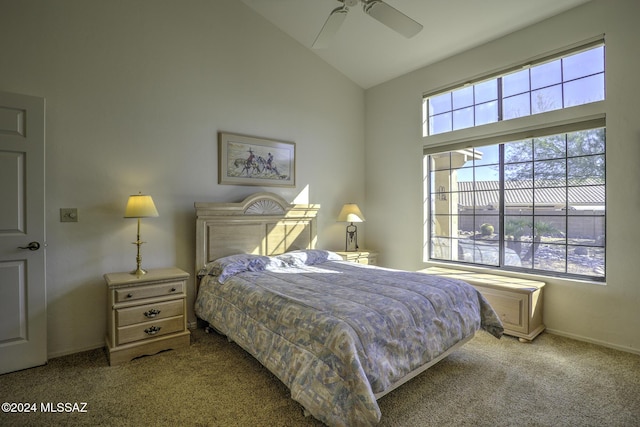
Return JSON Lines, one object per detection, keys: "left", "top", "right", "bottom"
{"left": 431, "top": 170, "right": 451, "bottom": 193}
{"left": 502, "top": 69, "right": 530, "bottom": 97}
{"left": 534, "top": 244, "right": 566, "bottom": 273}
{"left": 568, "top": 128, "right": 605, "bottom": 156}
{"left": 563, "top": 46, "right": 605, "bottom": 81}
{"left": 504, "top": 217, "right": 531, "bottom": 265}
{"left": 532, "top": 84, "right": 562, "bottom": 113}
{"left": 535, "top": 216, "right": 566, "bottom": 242}
{"left": 475, "top": 101, "right": 498, "bottom": 125}
{"left": 568, "top": 216, "right": 605, "bottom": 245}
{"left": 564, "top": 74, "right": 605, "bottom": 107}
{"left": 431, "top": 189, "right": 450, "bottom": 208}
{"left": 456, "top": 167, "right": 474, "bottom": 182}
{"left": 452, "top": 86, "right": 474, "bottom": 109}
{"left": 534, "top": 159, "right": 566, "bottom": 182}
{"left": 429, "top": 93, "right": 451, "bottom": 116}
{"left": 475, "top": 79, "right": 497, "bottom": 104}
{"left": 432, "top": 215, "right": 453, "bottom": 237}
{"left": 534, "top": 188, "right": 566, "bottom": 210}
{"left": 475, "top": 219, "right": 499, "bottom": 237}
{"left": 430, "top": 113, "right": 452, "bottom": 135}
{"left": 453, "top": 107, "right": 474, "bottom": 130}
{"left": 463, "top": 241, "right": 500, "bottom": 266}
{"left": 505, "top": 216, "right": 533, "bottom": 242}
{"left": 568, "top": 246, "right": 604, "bottom": 277}
{"left": 474, "top": 165, "right": 499, "bottom": 181}
{"left": 505, "top": 166, "right": 533, "bottom": 186}
{"left": 531, "top": 60, "right": 562, "bottom": 90}
{"left": 504, "top": 247, "right": 524, "bottom": 267}
{"left": 474, "top": 190, "right": 500, "bottom": 212}
{"left": 503, "top": 93, "right": 530, "bottom": 119}
{"left": 431, "top": 237, "right": 452, "bottom": 260}
{"left": 568, "top": 154, "right": 605, "bottom": 181}
{"left": 430, "top": 152, "right": 451, "bottom": 170}
{"left": 457, "top": 215, "right": 475, "bottom": 238}
{"left": 568, "top": 185, "right": 605, "bottom": 207}
{"left": 474, "top": 144, "right": 499, "bottom": 166}
{"left": 505, "top": 140, "right": 533, "bottom": 163}
{"left": 505, "top": 187, "right": 533, "bottom": 204}
{"left": 534, "top": 134, "right": 566, "bottom": 160}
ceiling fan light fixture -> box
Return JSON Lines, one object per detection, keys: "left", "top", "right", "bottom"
{"left": 363, "top": 0, "right": 423, "bottom": 38}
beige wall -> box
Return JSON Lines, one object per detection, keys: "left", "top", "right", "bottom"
{"left": 365, "top": 0, "right": 640, "bottom": 353}
{"left": 3, "top": 0, "right": 638, "bottom": 358}
{"left": 0, "top": 0, "right": 365, "bottom": 357}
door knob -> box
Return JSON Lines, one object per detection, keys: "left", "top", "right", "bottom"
{"left": 18, "top": 241, "right": 41, "bottom": 251}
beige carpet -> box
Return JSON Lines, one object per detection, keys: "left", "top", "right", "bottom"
{"left": 1, "top": 328, "right": 638, "bottom": 426}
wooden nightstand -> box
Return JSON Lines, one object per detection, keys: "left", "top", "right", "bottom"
{"left": 420, "top": 267, "right": 545, "bottom": 342}
{"left": 104, "top": 267, "right": 190, "bottom": 365}
{"left": 335, "top": 250, "right": 378, "bottom": 265}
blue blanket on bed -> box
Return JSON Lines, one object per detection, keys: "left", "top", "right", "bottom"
{"left": 195, "top": 251, "right": 503, "bottom": 426}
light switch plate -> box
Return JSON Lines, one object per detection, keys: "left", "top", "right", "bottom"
{"left": 60, "top": 208, "right": 78, "bottom": 222}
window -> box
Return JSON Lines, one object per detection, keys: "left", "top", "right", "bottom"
{"left": 423, "top": 45, "right": 605, "bottom": 137}
{"left": 424, "top": 42, "right": 606, "bottom": 281}
{"left": 428, "top": 128, "right": 605, "bottom": 280}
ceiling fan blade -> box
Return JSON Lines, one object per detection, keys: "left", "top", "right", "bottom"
{"left": 363, "top": 0, "right": 423, "bottom": 38}
{"left": 313, "top": 6, "right": 348, "bottom": 49}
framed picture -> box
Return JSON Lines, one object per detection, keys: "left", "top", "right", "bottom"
{"left": 218, "top": 132, "right": 296, "bottom": 187}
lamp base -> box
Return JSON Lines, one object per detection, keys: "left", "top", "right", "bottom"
{"left": 131, "top": 228, "right": 147, "bottom": 275}
{"left": 345, "top": 223, "right": 359, "bottom": 252}
{"left": 130, "top": 267, "right": 147, "bottom": 276}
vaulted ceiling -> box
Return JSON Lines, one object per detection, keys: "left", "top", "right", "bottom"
{"left": 241, "top": 0, "right": 591, "bottom": 89}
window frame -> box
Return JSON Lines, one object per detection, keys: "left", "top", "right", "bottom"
{"left": 422, "top": 39, "right": 606, "bottom": 282}
{"left": 426, "top": 128, "right": 606, "bottom": 282}
{"left": 422, "top": 38, "right": 605, "bottom": 139}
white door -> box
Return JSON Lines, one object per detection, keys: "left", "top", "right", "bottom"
{"left": 0, "top": 91, "right": 46, "bottom": 374}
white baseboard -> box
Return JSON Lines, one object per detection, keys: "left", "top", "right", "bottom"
{"left": 545, "top": 328, "right": 640, "bottom": 356}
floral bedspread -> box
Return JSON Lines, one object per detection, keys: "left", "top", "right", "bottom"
{"left": 195, "top": 251, "right": 503, "bottom": 426}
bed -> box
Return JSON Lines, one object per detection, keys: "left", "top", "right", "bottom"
{"left": 194, "top": 192, "right": 503, "bottom": 426}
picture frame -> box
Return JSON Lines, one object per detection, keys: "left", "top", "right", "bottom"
{"left": 218, "top": 132, "right": 296, "bottom": 187}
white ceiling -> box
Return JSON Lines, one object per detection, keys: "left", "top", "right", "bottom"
{"left": 241, "top": 0, "right": 591, "bottom": 89}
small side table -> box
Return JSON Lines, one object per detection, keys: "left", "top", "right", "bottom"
{"left": 104, "top": 267, "right": 190, "bottom": 365}
{"left": 335, "top": 250, "right": 378, "bottom": 265}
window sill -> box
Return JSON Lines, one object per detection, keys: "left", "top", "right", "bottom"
{"left": 423, "top": 260, "right": 606, "bottom": 286}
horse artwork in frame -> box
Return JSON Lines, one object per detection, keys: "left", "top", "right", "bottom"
{"left": 218, "top": 132, "right": 296, "bottom": 187}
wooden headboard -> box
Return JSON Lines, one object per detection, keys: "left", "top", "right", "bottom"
{"left": 195, "top": 192, "right": 319, "bottom": 280}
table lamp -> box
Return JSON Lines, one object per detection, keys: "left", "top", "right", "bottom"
{"left": 124, "top": 193, "right": 159, "bottom": 275}
{"left": 337, "top": 203, "right": 365, "bottom": 251}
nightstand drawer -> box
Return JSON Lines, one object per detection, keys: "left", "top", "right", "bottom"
{"left": 117, "top": 315, "right": 185, "bottom": 345}
{"left": 116, "top": 299, "right": 184, "bottom": 327}
{"left": 356, "top": 255, "right": 376, "bottom": 265}
{"left": 335, "top": 250, "right": 378, "bottom": 265}
{"left": 115, "top": 280, "right": 184, "bottom": 303}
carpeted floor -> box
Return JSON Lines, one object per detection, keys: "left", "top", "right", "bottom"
{"left": 1, "top": 328, "right": 639, "bottom": 426}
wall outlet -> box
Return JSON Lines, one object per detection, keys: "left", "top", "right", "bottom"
{"left": 60, "top": 208, "right": 78, "bottom": 222}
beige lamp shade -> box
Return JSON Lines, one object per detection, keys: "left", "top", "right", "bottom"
{"left": 124, "top": 194, "right": 159, "bottom": 218}
{"left": 337, "top": 203, "right": 365, "bottom": 223}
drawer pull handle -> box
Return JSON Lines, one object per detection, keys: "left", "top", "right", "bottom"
{"left": 170, "top": 287, "right": 176, "bottom": 292}
{"left": 144, "top": 309, "right": 161, "bottom": 318}
{"left": 126, "top": 293, "right": 133, "bottom": 298}
{"left": 144, "top": 326, "right": 162, "bottom": 335}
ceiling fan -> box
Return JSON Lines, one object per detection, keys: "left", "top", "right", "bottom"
{"left": 313, "top": 0, "right": 423, "bottom": 49}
